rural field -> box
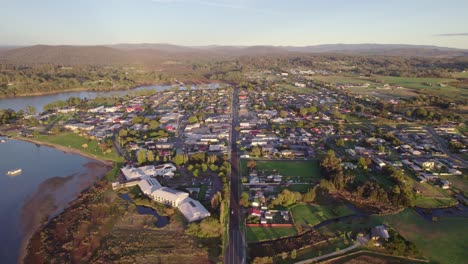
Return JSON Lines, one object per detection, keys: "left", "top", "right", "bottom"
{"left": 380, "top": 209, "right": 468, "bottom": 264}
{"left": 246, "top": 226, "right": 297, "bottom": 242}
{"left": 241, "top": 159, "right": 321, "bottom": 183}
{"left": 290, "top": 204, "right": 354, "bottom": 228}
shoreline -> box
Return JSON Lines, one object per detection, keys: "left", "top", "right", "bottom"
{"left": 11, "top": 135, "right": 115, "bottom": 166}
{"left": 0, "top": 79, "right": 218, "bottom": 99}
{"left": 18, "top": 163, "right": 111, "bottom": 264}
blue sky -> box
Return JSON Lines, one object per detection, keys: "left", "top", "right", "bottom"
{"left": 0, "top": 0, "right": 467, "bottom": 48}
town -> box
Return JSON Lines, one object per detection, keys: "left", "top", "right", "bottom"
{"left": 1, "top": 63, "right": 466, "bottom": 264}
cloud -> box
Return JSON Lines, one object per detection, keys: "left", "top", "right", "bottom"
{"left": 435, "top": 32, "right": 468, "bottom": 37}
{"left": 148, "top": 0, "right": 279, "bottom": 15}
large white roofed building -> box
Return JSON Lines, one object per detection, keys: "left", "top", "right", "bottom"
{"left": 151, "top": 187, "right": 189, "bottom": 207}
{"left": 177, "top": 198, "right": 211, "bottom": 222}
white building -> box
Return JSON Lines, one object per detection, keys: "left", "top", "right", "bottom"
{"left": 121, "top": 163, "right": 176, "bottom": 181}
{"left": 121, "top": 165, "right": 211, "bottom": 222}
{"left": 177, "top": 198, "right": 211, "bottom": 222}
{"left": 138, "top": 177, "right": 162, "bottom": 195}
{"left": 151, "top": 187, "right": 189, "bottom": 207}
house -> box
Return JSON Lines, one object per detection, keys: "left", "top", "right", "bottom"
{"left": 371, "top": 225, "right": 390, "bottom": 240}
{"left": 249, "top": 208, "right": 261, "bottom": 217}
{"left": 265, "top": 211, "right": 273, "bottom": 220}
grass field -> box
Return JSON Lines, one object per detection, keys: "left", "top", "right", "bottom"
{"left": 380, "top": 209, "right": 468, "bottom": 264}
{"left": 451, "top": 71, "right": 468, "bottom": 78}
{"left": 36, "top": 132, "right": 122, "bottom": 162}
{"left": 290, "top": 204, "right": 354, "bottom": 228}
{"left": 246, "top": 226, "right": 297, "bottom": 242}
{"left": 375, "top": 76, "right": 457, "bottom": 89}
{"left": 309, "top": 75, "right": 371, "bottom": 84}
{"left": 241, "top": 159, "right": 321, "bottom": 183}
{"left": 413, "top": 196, "right": 458, "bottom": 208}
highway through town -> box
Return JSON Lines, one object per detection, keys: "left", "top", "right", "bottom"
{"left": 225, "top": 86, "right": 246, "bottom": 264}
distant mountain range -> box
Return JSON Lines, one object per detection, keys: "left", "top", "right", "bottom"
{"left": 1, "top": 43, "right": 467, "bottom": 65}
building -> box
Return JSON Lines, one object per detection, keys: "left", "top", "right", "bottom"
{"left": 138, "top": 177, "right": 162, "bottom": 195}
{"left": 151, "top": 187, "right": 189, "bottom": 207}
{"left": 121, "top": 163, "right": 176, "bottom": 181}
{"left": 178, "top": 198, "right": 211, "bottom": 222}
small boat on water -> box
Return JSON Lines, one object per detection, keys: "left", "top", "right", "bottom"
{"left": 6, "top": 168, "right": 22, "bottom": 176}
{"left": 0, "top": 139, "right": 6, "bottom": 143}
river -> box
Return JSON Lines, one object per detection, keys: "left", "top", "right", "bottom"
{"left": 0, "top": 138, "right": 110, "bottom": 263}
{"left": 0, "top": 83, "right": 220, "bottom": 112}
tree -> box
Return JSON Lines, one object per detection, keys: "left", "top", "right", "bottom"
{"left": 357, "top": 157, "right": 368, "bottom": 170}
{"left": 193, "top": 169, "right": 200, "bottom": 177}
{"left": 303, "top": 187, "right": 317, "bottom": 202}
{"left": 26, "top": 105, "right": 36, "bottom": 115}
{"left": 51, "top": 126, "right": 61, "bottom": 135}
{"left": 137, "top": 149, "right": 147, "bottom": 165}
{"left": 280, "top": 110, "right": 287, "bottom": 118}
{"left": 250, "top": 146, "right": 262, "bottom": 157}
{"left": 336, "top": 138, "right": 345, "bottom": 147}
{"left": 240, "top": 192, "right": 250, "bottom": 207}
{"left": 148, "top": 119, "right": 159, "bottom": 130}
{"left": 147, "top": 150, "right": 155, "bottom": 162}
{"left": 201, "top": 163, "right": 208, "bottom": 172}
{"left": 247, "top": 159, "right": 257, "bottom": 170}
{"left": 211, "top": 191, "right": 222, "bottom": 210}
{"left": 188, "top": 115, "right": 198, "bottom": 123}
{"left": 291, "top": 249, "right": 297, "bottom": 259}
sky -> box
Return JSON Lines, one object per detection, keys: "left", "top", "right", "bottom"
{"left": 0, "top": 0, "right": 467, "bottom": 48}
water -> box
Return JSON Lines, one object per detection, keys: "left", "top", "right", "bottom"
{"left": 0, "top": 83, "right": 221, "bottom": 112}
{"left": 0, "top": 138, "right": 109, "bottom": 263}
{"left": 0, "top": 85, "right": 172, "bottom": 112}
{"left": 119, "top": 193, "right": 169, "bottom": 228}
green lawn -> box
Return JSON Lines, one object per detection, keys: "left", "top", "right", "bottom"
{"left": 379, "top": 209, "right": 468, "bottom": 264}
{"left": 241, "top": 160, "right": 321, "bottom": 183}
{"left": 310, "top": 75, "right": 372, "bottom": 85}
{"left": 376, "top": 76, "right": 457, "bottom": 89}
{"left": 451, "top": 71, "right": 468, "bottom": 78}
{"left": 35, "top": 132, "right": 122, "bottom": 162}
{"left": 414, "top": 196, "right": 458, "bottom": 209}
{"left": 290, "top": 204, "right": 354, "bottom": 228}
{"left": 246, "top": 226, "right": 297, "bottom": 242}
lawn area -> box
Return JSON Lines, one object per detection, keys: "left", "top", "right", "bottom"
{"left": 375, "top": 76, "right": 457, "bottom": 90}
{"left": 35, "top": 132, "right": 122, "bottom": 162}
{"left": 290, "top": 204, "right": 354, "bottom": 228}
{"left": 379, "top": 209, "right": 468, "bottom": 264}
{"left": 246, "top": 226, "right": 297, "bottom": 242}
{"left": 309, "top": 75, "right": 371, "bottom": 85}
{"left": 241, "top": 159, "right": 321, "bottom": 183}
{"left": 451, "top": 71, "right": 468, "bottom": 78}
{"left": 413, "top": 196, "right": 458, "bottom": 208}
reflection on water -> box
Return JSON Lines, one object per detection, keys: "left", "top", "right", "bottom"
{"left": 119, "top": 193, "right": 169, "bottom": 228}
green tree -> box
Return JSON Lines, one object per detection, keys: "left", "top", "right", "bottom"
{"left": 137, "top": 149, "right": 147, "bottom": 165}
{"left": 147, "top": 150, "right": 155, "bottom": 162}
{"left": 291, "top": 249, "right": 297, "bottom": 259}
{"left": 188, "top": 115, "right": 198, "bottom": 123}
{"left": 240, "top": 192, "right": 250, "bottom": 207}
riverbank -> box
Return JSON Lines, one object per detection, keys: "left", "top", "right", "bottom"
{"left": 18, "top": 162, "right": 111, "bottom": 263}
{"left": 11, "top": 135, "right": 115, "bottom": 166}
{"left": 0, "top": 79, "right": 219, "bottom": 99}
{"left": 0, "top": 82, "right": 169, "bottom": 99}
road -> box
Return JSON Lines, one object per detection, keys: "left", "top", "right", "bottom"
{"left": 225, "top": 86, "right": 246, "bottom": 264}
{"left": 294, "top": 236, "right": 368, "bottom": 264}
{"left": 426, "top": 127, "right": 468, "bottom": 167}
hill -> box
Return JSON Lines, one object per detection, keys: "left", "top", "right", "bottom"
{"left": 0, "top": 43, "right": 467, "bottom": 65}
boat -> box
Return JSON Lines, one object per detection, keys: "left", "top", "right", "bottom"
{"left": 6, "top": 168, "right": 22, "bottom": 176}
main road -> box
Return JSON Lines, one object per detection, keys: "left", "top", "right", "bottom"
{"left": 225, "top": 86, "right": 246, "bottom": 264}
